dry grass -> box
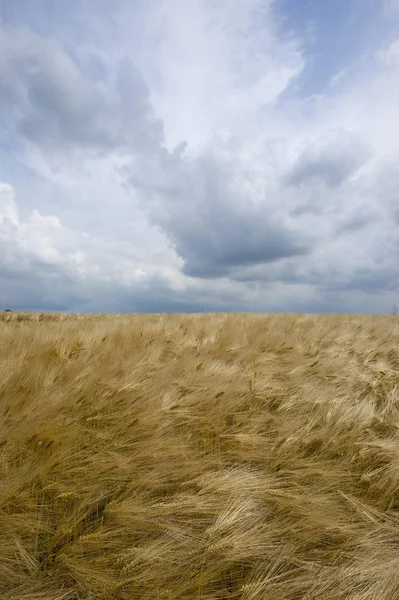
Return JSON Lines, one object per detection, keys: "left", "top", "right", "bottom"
{"left": 1, "top": 311, "right": 399, "bottom": 599}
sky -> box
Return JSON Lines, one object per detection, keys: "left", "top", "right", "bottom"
{"left": 0, "top": 0, "right": 398, "bottom": 314}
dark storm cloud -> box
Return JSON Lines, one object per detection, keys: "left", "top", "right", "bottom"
{"left": 127, "top": 151, "right": 313, "bottom": 279}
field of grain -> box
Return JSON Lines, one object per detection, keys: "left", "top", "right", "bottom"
{"left": 1, "top": 312, "right": 399, "bottom": 599}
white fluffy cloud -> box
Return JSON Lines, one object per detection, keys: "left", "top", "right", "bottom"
{"left": 0, "top": 181, "right": 187, "bottom": 310}
{"left": 0, "top": 0, "right": 398, "bottom": 313}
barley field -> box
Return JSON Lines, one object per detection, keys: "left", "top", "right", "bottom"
{"left": 1, "top": 311, "right": 399, "bottom": 599}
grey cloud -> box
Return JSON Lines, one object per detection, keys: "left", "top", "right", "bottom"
{"left": 0, "top": 28, "right": 114, "bottom": 149}
{"left": 175, "top": 216, "right": 308, "bottom": 279}
{"left": 321, "top": 267, "right": 399, "bottom": 294}
{"left": 285, "top": 132, "right": 372, "bottom": 188}
{"left": 1, "top": 192, "right": 396, "bottom": 315}
{"left": 279, "top": 256, "right": 399, "bottom": 295}
{"left": 0, "top": 30, "right": 162, "bottom": 154}
{"left": 227, "top": 240, "right": 399, "bottom": 305}
{"left": 127, "top": 151, "right": 312, "bottom": 279}
{"left": 369, "top": 164, "right": 399, "bottom": 223}
{"left": 0, "top": 254, "right": 271, "bottom": 314}
{"left": 0, "top": 27, "right": 315, "bottom": 281}
{"left": 0, "top": 273, "right": 232, "bottom": 314}
{"left": 116, "top": 58, "right": 165, "bottom": 153}
{"left": 0, "top": 26, "right": 313, "bottom": 282}
{"left": 334, "top": 211, "right": 377, "bottom": 235}
{"left": 0, "top": 257, "right": 86, "bottom": 312}
{"left": 2, "top": 268, "right": 394, "bottom": 315}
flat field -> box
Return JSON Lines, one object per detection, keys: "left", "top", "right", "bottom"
{"left": 1, "top": 312, "right": 399, "bottom": 599}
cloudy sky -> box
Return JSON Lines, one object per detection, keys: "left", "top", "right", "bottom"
{"left": 0, "top": 0, "right": 398, "bottom": 313}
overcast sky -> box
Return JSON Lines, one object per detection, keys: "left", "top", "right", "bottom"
{"left": 0, "top": 0, "right": 398, "bottom": 313}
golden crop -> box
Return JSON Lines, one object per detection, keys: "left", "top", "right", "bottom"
{"left": 1, "top": 311, "right": 399, "bottom": 599}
